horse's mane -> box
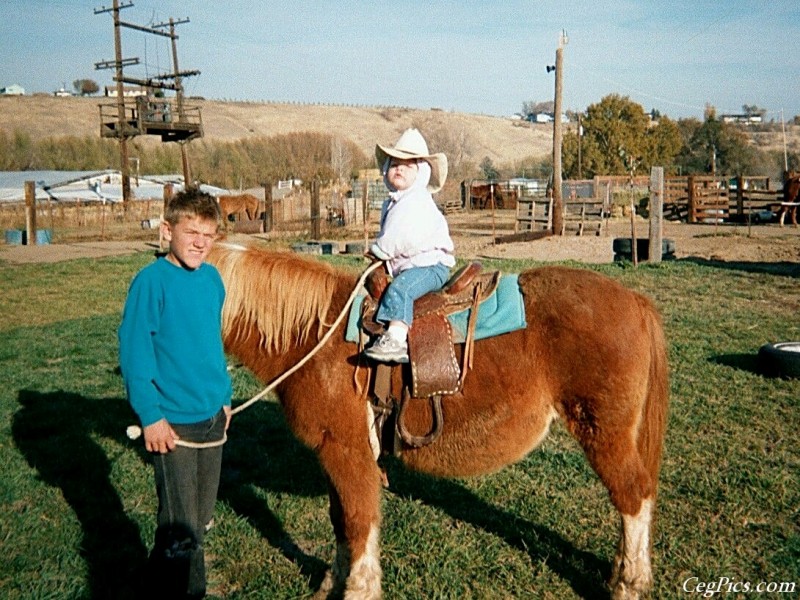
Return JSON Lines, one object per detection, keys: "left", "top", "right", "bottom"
{"left": 209, "top": 244, "right": 337, "bottom": 353}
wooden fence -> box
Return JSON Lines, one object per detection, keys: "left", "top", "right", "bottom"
{"left": 663, "top": 175, "right": 782, "bottom": 223}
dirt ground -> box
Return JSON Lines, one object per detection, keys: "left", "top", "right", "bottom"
{"left": 446, "top": 212, "right": 800, "bottom": 265}
{"left": 2, "top": 212, "right": 798, "bottom": 266}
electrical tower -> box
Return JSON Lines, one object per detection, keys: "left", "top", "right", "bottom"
{"left": 95, "top": 0, "right": 203, "bottom": 206}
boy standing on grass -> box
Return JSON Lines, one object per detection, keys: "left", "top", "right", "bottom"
{"left": 119, "top": 188, "right": 232, "bottom": 599}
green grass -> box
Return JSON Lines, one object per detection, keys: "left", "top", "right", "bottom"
{"left": 0, "top": 250, "right": 798, "bottom": 599}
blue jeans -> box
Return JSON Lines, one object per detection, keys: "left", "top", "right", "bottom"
{"left": 376, "top": 263, "right": 450, "bottom": 326}
{"left": 148, "top": 408, "right": 227, "bottom": 598}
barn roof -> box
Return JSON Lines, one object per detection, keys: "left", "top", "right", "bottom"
{"left": 0, "top": 170, "right": 227, "bottom": 203}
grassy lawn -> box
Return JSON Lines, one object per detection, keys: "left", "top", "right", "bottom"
{"left": 0, "top": 250, "right": 797, "bottom": 599}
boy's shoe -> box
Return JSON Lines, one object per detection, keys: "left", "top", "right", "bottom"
{"left": 364, "top": 334, "right": 409, "bottom": 363}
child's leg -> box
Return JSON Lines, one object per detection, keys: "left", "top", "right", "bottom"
{"left": 151, "top": 446, "right": 207, "bottom": 598}
{"left": 375, "top": 263, "right": 450, "bottom": 330}
{"left": 367, "top": 264, "right": 450, "bottom": 362}
{"left": 149, "top": 410, "right": 226, "bottom": 598}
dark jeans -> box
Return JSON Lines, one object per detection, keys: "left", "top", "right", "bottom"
{"left": 147, "top": 408, "right": 226, "bottom": 599}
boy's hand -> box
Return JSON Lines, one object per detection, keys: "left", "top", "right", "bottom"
{"left": 143, "top": 418, "right": 180, "bottom": 453}
{"left": 224, "top": 405, "right": 232, "bottom": 431}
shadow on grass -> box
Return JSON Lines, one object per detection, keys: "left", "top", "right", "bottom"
{"left": 11, "top": 389, "right": 607, "bottom": 597}
{"left": 12, "top": 389, "right": 148, "bottom": 598}
{"left": 385, "top": 462, "right": 609, "bottom": 599}
{"left": 12, "top": 391, "right": 330, "bottom": 597}
{"left": 680, "top": 257, "right": 800, "bottom": 278}
{"left": 218, "top": 401, "right": 330, "bottom": 590}
{"left": 711, "top": 352, "right": 763, "bottom": 376}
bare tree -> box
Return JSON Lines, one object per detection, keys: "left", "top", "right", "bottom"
{"left": 330, "top": 135, "right": 353, "bottom": 184}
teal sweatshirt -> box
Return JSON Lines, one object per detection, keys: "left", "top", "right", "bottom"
{"left": 118, "top": 257, "right": 232, "bottom": 427}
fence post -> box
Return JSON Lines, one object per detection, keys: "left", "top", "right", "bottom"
{"left": 311, "top": 179, "right": 321, "bottom": 239}
{"left": 687, "top": 175, "right": 696, "bottom": 223}
{"left": 649, "top": 167, "right": 664, "bottom": 264}
{"left": 263, "top": 182, "right": 273, "bottom": 233}
{"left": 25, "top": 180, "right": 37, "bottom": 246}
{"left": 736, "top": 175, "right": 744, "bottom": 219}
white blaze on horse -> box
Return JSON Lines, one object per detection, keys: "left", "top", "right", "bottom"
{"left": 208, "top": 245, "right": 669, "bottom": 600}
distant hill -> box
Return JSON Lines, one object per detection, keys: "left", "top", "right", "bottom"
{"left": 0, "top": 95, "right": 552, "bottom": 166}
{"left": 2, "top": 95, "right": 795, "bottom": 169}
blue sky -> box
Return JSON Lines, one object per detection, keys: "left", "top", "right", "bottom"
{"left": 2, "top": 1, "right": 798, "bottom": 121}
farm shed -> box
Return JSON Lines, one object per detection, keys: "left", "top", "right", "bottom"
{"left": 0, "top": 84, "right": 25, "bottom": 96}
{"left": 0, "top": 170, "right": 226, "bottom": 204}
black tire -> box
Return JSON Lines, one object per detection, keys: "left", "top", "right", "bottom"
{"left": 613, "top": 238, "right": 676, "bottom": 260}
{"left": 758, "top": 342, "right": 800, "bottom": 379}
{"left": 345, "top": 242, "right": 365, "bottom": 255}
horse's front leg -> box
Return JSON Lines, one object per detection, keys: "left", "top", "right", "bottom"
{"left": 315, "top": 437, "right": 383, "bottom": 600}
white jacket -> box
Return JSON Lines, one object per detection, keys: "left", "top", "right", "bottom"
{"left": 373, "top": 161, "right": 455, "bottom": 276}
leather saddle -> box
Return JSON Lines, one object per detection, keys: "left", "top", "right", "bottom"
{"left": 361, "top": 262, "right": 500, "bottom": 398}
{"left": 361, "top": 261, "right": 500, "bottom": 454}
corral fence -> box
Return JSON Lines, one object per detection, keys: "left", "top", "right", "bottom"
{"left": 663, "top": 175, "right": 782, "bottom": 223}
{"left": 513, "top": 176, "right": 649, "bottom": 236}
{"left": 0, "top": 179, "right": 373, "bottom": 245}
{"left": 2, "top": 173, "right": 790, "bottom": 246}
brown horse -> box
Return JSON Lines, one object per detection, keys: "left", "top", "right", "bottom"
{"left": 217, "top": 193, "right": 260, "bottom": 223}
{"left": 470, "top": 183, "right": 518, "bottom": 210}
{"left": 780, "top": 172, "right": 800, "bottom": 226}
{"left": 208, "top": 246, "right": 669, "bottom": 600}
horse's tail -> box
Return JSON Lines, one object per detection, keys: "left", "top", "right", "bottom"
{"left": 638, "top": 300, "right": 670, "bottom": 494}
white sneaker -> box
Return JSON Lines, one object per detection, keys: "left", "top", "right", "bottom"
{"left": 364, "top": 333, "right": 409, "bottom": 363}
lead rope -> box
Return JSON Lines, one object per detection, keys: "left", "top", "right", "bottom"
{"left": 126, "top": 260, "right": 384, "bottom": 450}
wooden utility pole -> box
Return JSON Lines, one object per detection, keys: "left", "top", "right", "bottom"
{"left": 95, "top": 0, "right": 134, "bottom": 209}
{"left": 262, "top": 182, "right": 273, "bottom": 233}
{"left": 311, "top": 180, "right": 321, "bottom": 240}
{"left": 156, "top": 17, "right": 193, "bottom": 187}
{"left": 96, "top": 3, "right": 201, "bottom": 197}
{"left": 551, "top": 30, "right": 568, "bottom": 236}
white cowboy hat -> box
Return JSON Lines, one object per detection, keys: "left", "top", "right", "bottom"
{"left": 375, "top": 128, "right": 448, "bottom": 193}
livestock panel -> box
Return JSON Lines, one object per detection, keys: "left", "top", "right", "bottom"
{"left": 688, "top": 176, "right": 728, "bottom": 223}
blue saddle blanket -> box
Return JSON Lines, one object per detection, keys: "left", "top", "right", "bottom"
{"left": 345, "top": 273, "right": 526, "bottom": 344}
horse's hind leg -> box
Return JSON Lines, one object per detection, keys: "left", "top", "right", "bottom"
{"left": 611, "top": 497, "right": 654, "bottom": 600}
{"left": 563, "top": 394, "right": 660, "bottom": 600}
{"left": 574, "top": 426, "right": 656, "bottom": 599}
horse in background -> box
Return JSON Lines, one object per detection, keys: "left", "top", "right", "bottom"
{"left": 470, "top": 183, "right": 518, "bottom": 209}
{"left": 217, "top": 193, "right": 260, "bottom": 223}
{"left": 207, "top": 245, "right": 669, "bottom": 600}
{"left": 780, "top": 172, "right": 800, "bottom": 227}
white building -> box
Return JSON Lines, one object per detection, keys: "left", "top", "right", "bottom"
{"left": 0, "top": 170, "right": 227, "bottom": 204}
{"left": 0, "top": 84, "right": 25, "bottom": 96}
{"left": 104, "top": 85, "right": 148, "bottom": 98}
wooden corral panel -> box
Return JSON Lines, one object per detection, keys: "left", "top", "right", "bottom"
{"left": 515, "top": 192, "right": 551, "bottom": 233}
{"left": 561, "top": 197, "right": 608, "bottom": 236}
{"left": 663, "top": 177, "right": 689, "bottom": 220}
{"left": 688, "top": 176, "right": 728, "bottom": 223}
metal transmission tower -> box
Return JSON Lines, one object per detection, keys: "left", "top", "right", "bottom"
{"left": 95, "top": 0, "right": 203, "bottom": 206}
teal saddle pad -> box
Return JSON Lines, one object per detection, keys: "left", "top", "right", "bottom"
{"left": 345, "top": 273, "right": 526, "bottom": 344}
